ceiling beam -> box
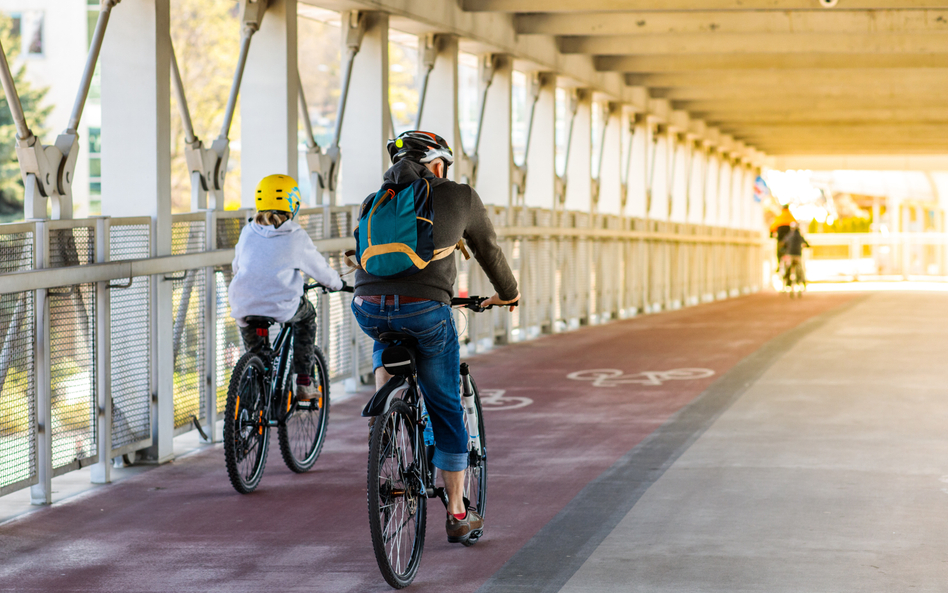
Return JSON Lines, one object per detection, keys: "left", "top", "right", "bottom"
{"left": 771, "top": 154, "right": 948, "bottom": 169}
{"left": 676, "top": 98, "right": 948, "bottom": 112}
{"left": 464, "top": 0, "right": 948, "bottom": 11}
{"left": 694, "top": 110, "right": 948, "bottom": 124}
{"left": 651, "top": 86, "right": 948, "bottom": 101}
{"left": 515, "top": 10, "right": 948, "bottom": 36}
{"left": 563, "top": 33, "right": 948, "bottom": 55}
{"left": 626, "top": 69, "right": 948, "bottom": 88}
{"left": 596, "top": 54, "right": 948, "bottom": 71}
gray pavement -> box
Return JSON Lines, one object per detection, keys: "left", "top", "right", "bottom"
{"left": 557, "top": 292, "right": 948, "bottom": 592}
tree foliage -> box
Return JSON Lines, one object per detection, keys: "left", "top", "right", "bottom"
{"left": 170, "top": 0, "right": 242, "bottom": 211}
{"left": 0, "top": 15, "right": 52, "bottom": 222}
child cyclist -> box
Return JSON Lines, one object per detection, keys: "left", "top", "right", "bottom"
{"left": 228, "top": 174, "right": 344, "bottom": 401}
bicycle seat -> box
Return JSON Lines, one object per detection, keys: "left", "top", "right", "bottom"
{"left": 244, "top": 316, "right": 277, "bottom": 328}
{"left": 378, "top": 332, "right": 417, "bottom": 346}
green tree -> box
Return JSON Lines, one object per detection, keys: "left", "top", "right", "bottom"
{"left": 0, "top": 15, "right": 52, "bottom": 222}
{"left": 170, "top": 0, "right": 241, "bottom": 211}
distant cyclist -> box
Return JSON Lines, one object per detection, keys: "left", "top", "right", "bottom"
{"left": 769, "top": 204, "right": 797, "bottom": 262}
{"left": 229, "top": 174, "right": 344, "bottom": 401}
{"left": 350, "top": 130, "right": 519, "bottom": 544}
{"left": 780, "top": 222, "right": 810, "bottom": 288}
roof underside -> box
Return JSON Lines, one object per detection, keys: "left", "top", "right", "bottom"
{"left": 462, "top": 1, "right": 948, "bottom": 159}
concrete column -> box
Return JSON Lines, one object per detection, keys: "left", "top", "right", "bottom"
{"left": 703, "top": 149, "right": 719, "bottom": 225}
{"left": 669, "top": 137, "right": 689, "bottom": 223}
{"left": 687, "top": 144, "right": 705, "bottom": 224}
{"left": 417, "top": 34, "right": 460, "bottom": 181}
{"left": 625, "top": 114, "right": 648, "bottom": 219}
{"left": 648, "top": 126, "right": 670, "bottom": 220}
{"left": 101, "top": 0, "right": 173, "bottom": 462}
{"left": 717, "top": 156, "right": 733, "bottom": 227}
{"left": 597, "top": 104, "right": 623, "bottom": 215}
{"left": 731, "top": 163, "right": 746, "bottom": 229}
{"left": 475, "top": 54, "right": 512, "bottom": 207}
{"left": 337, "top": 11, "right": 389, "bottom": 205}
{"left": 563, "top": 90, "right": 591, "bottom": 212}
{"left": 523, "top": 73, "right": 556, "bottom": 209}
{"left": 240, "top": 0, "right": 298, "bottom": 207}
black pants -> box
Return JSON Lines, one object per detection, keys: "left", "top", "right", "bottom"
{"left": 239, "top": 297, "right": 316, "bottom": 376}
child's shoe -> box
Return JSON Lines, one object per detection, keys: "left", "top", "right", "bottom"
{"left": 296, "top": 375, "right": 319, "bottom": 402}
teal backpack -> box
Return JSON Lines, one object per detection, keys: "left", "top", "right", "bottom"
{"left": 349, "top": 179, "right": 466, "bottom": 279}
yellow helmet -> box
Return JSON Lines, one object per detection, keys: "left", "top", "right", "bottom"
{"left": 255, "top": 174, "right": 302, "bottom": 217}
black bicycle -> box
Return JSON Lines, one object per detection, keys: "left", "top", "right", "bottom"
{"left": 223, "top": 282, "right": 352, "bottom": 494}
{"left": 365, "top": 296, "right": 505, "bottom": 589}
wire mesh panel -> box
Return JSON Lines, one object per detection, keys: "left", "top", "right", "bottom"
{"left": 48, "top": 226, "right": 97, "bottom": 471}
{"left": 215, "top": 215, "right": 246, "bottom": 413}
{"left": 171, "top": 220, "right": 206, "bottom": 430}
{"left": 0, "top": 229, "right": 36, "bottom": 492}
{"left": 216, "top": 216, "right": 245, "bottom": 250}
{"left": 109, "top": 223, "right": 152, "bottom": 451}
{"left": 296, "top": 210, "right": 326, "bottom": 242}
{"left": 324, "top": 253, "right": 354, "bottom": 382}
{"left": 215, "top": 268, "right": 237, "bottom": 414}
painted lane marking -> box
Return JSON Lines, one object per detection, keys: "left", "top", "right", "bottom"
{"left": 479, "top": 389, "right": 533, "bottom": 411}
{"left": 566, "top": 368, "right": 715, "bottom": 387}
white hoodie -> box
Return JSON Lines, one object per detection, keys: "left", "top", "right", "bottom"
{"left": 228, "top": 220, "right": 343, "bottom": 327}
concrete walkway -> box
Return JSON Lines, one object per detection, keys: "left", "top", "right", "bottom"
{"left": 534, "top": 292, "right": 948, "bottom": 593}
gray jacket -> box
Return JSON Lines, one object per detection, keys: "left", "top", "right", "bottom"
{"left": 354, "top": 160, "right": 519, "bottom": 304}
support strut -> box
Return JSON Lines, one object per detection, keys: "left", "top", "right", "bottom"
{"left": 554, "top": 88, "right": 583, "bottom": 207}
{"left": 512, "top": 72, "right": 547, "bottom": 205}
{"left": 455, "top": 54, "right": 499, "bottom": 188}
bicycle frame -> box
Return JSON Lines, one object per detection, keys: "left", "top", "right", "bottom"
{"left": 254, "top": 323, "right": 296, "bottom": 427}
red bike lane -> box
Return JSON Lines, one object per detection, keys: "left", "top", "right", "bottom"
{"left": 0, "top": 292, "right": 855, "bottom": 593}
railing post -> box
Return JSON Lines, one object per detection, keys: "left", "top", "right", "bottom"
{"left": 203, "top": 210, "right": 217, "bottom": 442}
{"left": 30, "top": 220, "right": 51, "bottom": 505}
{"left": 92, "top": 217, "right": 112, "bottom": 484}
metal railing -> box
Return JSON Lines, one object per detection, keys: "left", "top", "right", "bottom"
{"left": 800, "top": 232, "right": 948, "bottom": 281}
{"left": 0, "top": 205, "right": 763, "bottom": 500}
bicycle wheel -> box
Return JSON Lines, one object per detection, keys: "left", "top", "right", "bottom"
{"left": 223, "top": 352, "right": 270, "bottom": 494}
{"left": 368, "top": 399, "right": 426, "bottom": 589}
{"left": 463, "top": 373, "right": 488, "bottom": 546}
{"left": 279, "top": 345, "right": 331, "bottom": 473}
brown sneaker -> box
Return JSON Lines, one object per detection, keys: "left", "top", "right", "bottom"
{"left": 446, "top": 509, "right": 484, "bottom": 544}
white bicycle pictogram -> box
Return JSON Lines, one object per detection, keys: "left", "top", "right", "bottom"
{"left": 478, "top": 388, "right": 533, "bottom": 411}
{"left": 566, "top": 368, "right": 715, "bottom": 387}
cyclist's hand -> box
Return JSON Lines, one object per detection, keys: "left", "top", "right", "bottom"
{"left": 482, "top": 291, "right": 520, "bottom": 312}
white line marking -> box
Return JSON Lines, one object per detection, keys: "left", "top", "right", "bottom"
{"left": 566, "top": 368, "right": 715, "bottom": 387}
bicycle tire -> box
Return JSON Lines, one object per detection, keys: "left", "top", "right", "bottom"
{"left": 463, "top": 373, "right": 488, "bottom": 546}
{"left": 368, "top": 399, "right": 426, "bottom": 589}
{"left": 223, "top": 352, "right": 270, "bottom": 494}
{"left": 279, "top": 345, "right": 331, "bottom": 473}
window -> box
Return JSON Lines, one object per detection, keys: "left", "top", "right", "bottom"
{"left": 19, "top": 11, "right": 43, "bottom": 56}
{"left": 88, "top": 127, "right": 101, "bottom": 198}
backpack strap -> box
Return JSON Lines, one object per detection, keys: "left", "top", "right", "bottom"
{"left": 430, "top": 239, "right": 471, "bottom": 262}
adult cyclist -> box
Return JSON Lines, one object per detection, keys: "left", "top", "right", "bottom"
{"left": 769, "top": 204, "right": 797, "bottom": 262}
{"left": 351, "top": 130, "right": 520, "bottom": 544}
{"left": 769, "top": 204, "right": 797, "bottom": 282}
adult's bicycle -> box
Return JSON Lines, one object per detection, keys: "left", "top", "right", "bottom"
{"left": 364, "top": 295, "right": 503, "bottom": 589}
{"left": 223, "top": 282, "right": 353, "bottom": 494}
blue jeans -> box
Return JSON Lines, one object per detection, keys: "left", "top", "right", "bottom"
{"left": 351, "top": 296, "right": 468, "bottom": 472}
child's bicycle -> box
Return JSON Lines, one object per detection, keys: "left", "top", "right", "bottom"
{"left": 223, "top": 282, "right": 353, "bottom": 494}
{"left": 782, "top": 256, "right": 806, "bottom": 298}
{"left": 364, "top": 295, "right": 509, "bottom": 589}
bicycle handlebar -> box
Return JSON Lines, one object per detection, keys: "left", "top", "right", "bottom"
{"left": 450, "top": 296, "right": 519, "bottom": 312}
{"left": 304, "top": 281, "right": 354, "bottom": 294}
